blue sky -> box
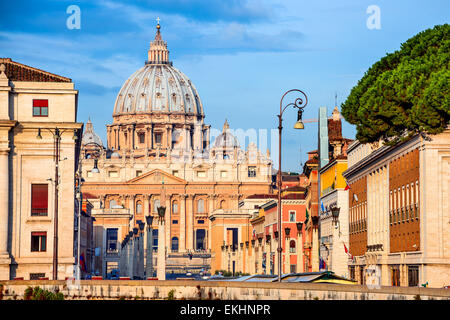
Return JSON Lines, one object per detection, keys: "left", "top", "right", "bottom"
{"left": 1, "top": 0, "right": 448, "bottom": 171}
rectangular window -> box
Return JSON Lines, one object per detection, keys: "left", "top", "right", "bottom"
{"left": 30, "top": 273, "right": 46, "bottom": 280}
{"left": 220, "top": 171, "right": 227, "bottom": 178}
{"left": 138, "top": 133, "right": 145, "bottom": 144}
{"left": 31, "top": 184, "right": 48, "bottom": 216}
{"left": 290, "top": 264, "right": 297, "bottom": 273}
{"left": 349, "top": 266, "right": 355, "bottom": 281}
{"left": 197, "top": 171, "right": 206, "bottom": 178}
{"left": 31, "top": 232, "right": 47, "bottom": 252}
{"left": 106, "top": 228, "right": 118, "bottom": 253}
{"left": 248, "top": 166, "right": 257, "bottom": 177}
{"left": 32, "top": 99, "right": 48, "bottom": 117}
{"left": 172, "top": 220, "right": 178, "bottom": 224}
{"left": 136, "top": 170, "right": 142, "bottom": 177}
{"left": 172, "top": 170, "right": 179, "bottom": 177}
{"left": 289, "top": 211, "right": 296, "bottom": 222}
{"left": 87, "top": 171, "right": 93, "bottom": 178}
{"left": 391, "top": 265, "right": 400, "bottom": 286}
{"left": 408, "top": 265, "right": 419, "bottom": 287}
{"left": 108, "top": 171, "right": 118, "bottom": 178}
{"left": 155, "top": 133, "right": 162, "bottom": 145}
{"left": 197, "top": 220, "right": 204, "bottom": 224}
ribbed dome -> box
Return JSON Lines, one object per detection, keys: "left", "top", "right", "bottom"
{"left": 213, "top": 120, "right": 240, "bottom": 148}
{"left": 113, "top": 64, "right": 203, "bottom": 116}
{"left": 113, "top": 23, "right": 203, "bottom": 116}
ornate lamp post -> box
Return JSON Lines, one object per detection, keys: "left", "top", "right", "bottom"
{"left": 36, "top": 127, "right": 78, "bottom": 280}
{"left": 277, "top": 89, "right": 307, "bottom": 282}
{"left": 127, "top": 230, "right": 134, "bottom": 279}
{"left": 138, "top": 221, "right": 145, "bottom": 279}
{"left": 145, "top": 215, "right": 154, "bottom": 279}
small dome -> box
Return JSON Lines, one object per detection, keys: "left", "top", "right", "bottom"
{"left": 82, "top": 119, "right": 103, "bottom": 146}
{"left": 213, "top": 120, "right": 240, "bottom": 148}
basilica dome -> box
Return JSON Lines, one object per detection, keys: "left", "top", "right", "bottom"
{"left": 113, "top": 24, "right": 203, "bottom": 117}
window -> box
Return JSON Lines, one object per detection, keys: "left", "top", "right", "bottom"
{"left": 289, "top": 211, "right": 296, "bottom": 222}
{"left": 289, "top": 240, "right": 296, "bottom": 253}
{"left": 136, "top": 201, "right": 143, "bottom": 214}
{"left": 155, "top": 133, "right": 162, "bottom": 145}
{"left": 153, "top": 199, "right": 160, "bottom": 212}
{"left": 290, "top": 264, "right": 297, "bottom": 273}
{"left": 106, "top": 228, "right": 118, "bottom": 253}
{"left": 31, "top": 184, "right": 48, "bottom": 216}
{"left": 220, "top": 171, "right": 227, "bottom": 178}
{"left": 391, "top": 265, "right": 400, "bottom": 286}
{"left": 109, "top": 200, "right": 117, "bottom": 208}
{"left": 87, "top": 171, "right": 93, "bottom": 178}
{"left": 108, "top": 171, "right": 118, "bottom": 178}
{"left": 197, "top": 199, "right": 204, "bottom": 213}
{"left": 220, "top": 200, "right": 226, "bottom": 209}
{"left": 152, "top": 229, "right": 158, "bottom": 251}
{"left": 31, "top": 232, "right": 47, "bottom": 252}
{"left": 197, "top": 220, "right": 204, "bottom": 224}
{"left": 32, "top": 99, "right": 48, "bottom": 117}
{"left": 408, "top": 266, "right": 419, "bottom": 287}
{"left": 136, "top": 170, "right": 142, "bottom": 177}
{"left": 349, "top": 266, "right": 355, "bottom": 281}
{"left": 172, "top": 201, "right": 178, "bottom": 214}
{"left": 248, "top": 166, "right": 256, "bottom": 177}
{"left": 172, "top": 170, "right": 179, "bottom": 177}
{"left": 197, "top": 171, "right": 206, "bottom": 178}
{"left": 138, "top": 133, "right": 145, "bottom": 144}
{"left": 171, "top": 237, "right": 179, "bottom": 252}
{"left": 172, "top": 220, "right": 178, "bottom": 224}
{"left": 30, "top": 273, "right": 45, "bottom": 280}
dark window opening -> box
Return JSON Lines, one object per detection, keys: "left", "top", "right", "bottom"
{"left": 106, "top": 228, "right": 118, "bottom": 253}
{"left": 408, "top": 265, "right": 419, "bottom": 287}
{"left": 31, "top": 232, "right": 47, "bottom": 252}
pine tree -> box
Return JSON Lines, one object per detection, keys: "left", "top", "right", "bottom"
{"left": 341, "top": 24, "right": 450, "bottom": 144}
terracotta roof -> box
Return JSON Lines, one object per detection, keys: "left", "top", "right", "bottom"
{"left": 283, "top": 185, "right": 306, "bottom": 192}
{"left": 0, "top": 58, "right": 71, "bottom": 82}
{"left": 246, "top": 193, "right": 305, "bottom": 200}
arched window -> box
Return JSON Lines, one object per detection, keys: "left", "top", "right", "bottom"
{"left": 109, "top": 200, "right": 117, "bottom": 209}
{"left": 220, "top": 200, "right": 226, "bottom": 209}
{"left": 197, "top": 199, "right": 204, "bottom": 213}
{"left": 153, "top": 199, "right": 160, "bottom": 212}
{"left": 136, "top": 201, "right": 142, "bottom": 214}
{"left": 171, "top": 237, "right": 179, "bottom": 252}
{"left": 290, "top": 240, "right": 296, "bottom": 253}
{"left": 172, "top": 201, "right": 178, "bottom": 214}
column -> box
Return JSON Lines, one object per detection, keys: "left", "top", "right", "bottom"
{"left": 165, "top": 196, "right": 171, "bottom": 253}
{"left": 180, "top": 195, "right": 186, "bottom": 252}
{"left": 0, "top": 147, "right": 11, "bottom": 280}
{"left": 297, "top": 229, "right": 304, "bottom": 273}
{"left": 186, "top": 195, "right": 194, "bottom": 250}
{"left": 311, "top": 226, "right": 319, "bottom": 271}
{"left": 157, "top": 215, "right": 166, "bottom": 280}
{"left": 130, "top": 195, "right": 136, "bottom": 227}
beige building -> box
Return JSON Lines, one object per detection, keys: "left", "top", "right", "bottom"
{"left": 80, "top": 23, "right": 273, "bottom": 278}
{"left": 343, "top": 130, "right": 450, "bottom": 288}
{"left": 0, "top": 58, "right": 82, "bottom": 280}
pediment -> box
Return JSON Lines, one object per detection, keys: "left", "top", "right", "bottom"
{"left": 127, "top": 168, "right": 186, "bottom": 185}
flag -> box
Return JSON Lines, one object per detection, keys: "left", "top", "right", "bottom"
{"left": 343, "top": 243, "right": 353, "bottom": 259}
{"left": 252, "top": 229, "right": 256, "bottom": 239}
{"left": 320, "top": 201, "right": 325, "bottom": 213}
{"left": 344, "top": 179, "right": 350, "bottom": 191}
{"left": 80, "top": 253, "right": 87, "bottom": 272}
{"left": 319, "top": 258, "right": 327, "bottom": 270}
{"left": 305, "top": 208, "right": 309, "bottom": 223}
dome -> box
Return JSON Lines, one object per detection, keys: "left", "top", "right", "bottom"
{"left": 213, "top": 120, "right": 240, "bottom": 148}
{"left": 82, "top": 119, "right": 103, "bottom": 146}
{"left": 113, "top": 24, "right": 203, "bottom": 116}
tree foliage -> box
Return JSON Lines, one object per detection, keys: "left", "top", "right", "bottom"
{"left": 341, "top": 24, "right": 450, "bottom": 144}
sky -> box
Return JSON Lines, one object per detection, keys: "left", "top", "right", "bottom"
{"left": 0, "top": 0, "right": 448, "bottom": 172}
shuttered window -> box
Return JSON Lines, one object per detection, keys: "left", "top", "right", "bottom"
{"left": 31, "top": 184, "right": 48, "bottom": 216}
{"left": 32, "top": 99, "right": 48, "bottom": 117}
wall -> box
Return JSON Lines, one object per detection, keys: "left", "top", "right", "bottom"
{"left": 0, "top": 280, "right": 449, "bottom": 300}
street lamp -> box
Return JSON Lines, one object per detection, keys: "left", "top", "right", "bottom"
{"left": 37, "top": 127, "right": 78, "bottom": 280}
{"left": 75, "top": 140, "right": 102, "bottom": 281}
{"left": 331, "top": 206, "right": 340, "bottom": 227}
{"left": 277, "top": 89, "right": 308, "bottom": 282}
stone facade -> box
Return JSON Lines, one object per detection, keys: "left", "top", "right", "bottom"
{"left": 343, "top": 130, "right": 450, "bottom": 288}
{"left": 0, "top": 58, "right": 82, "bottom": 280}
{"left": 80, "top": 24, "right": 273, "bottom": 278}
